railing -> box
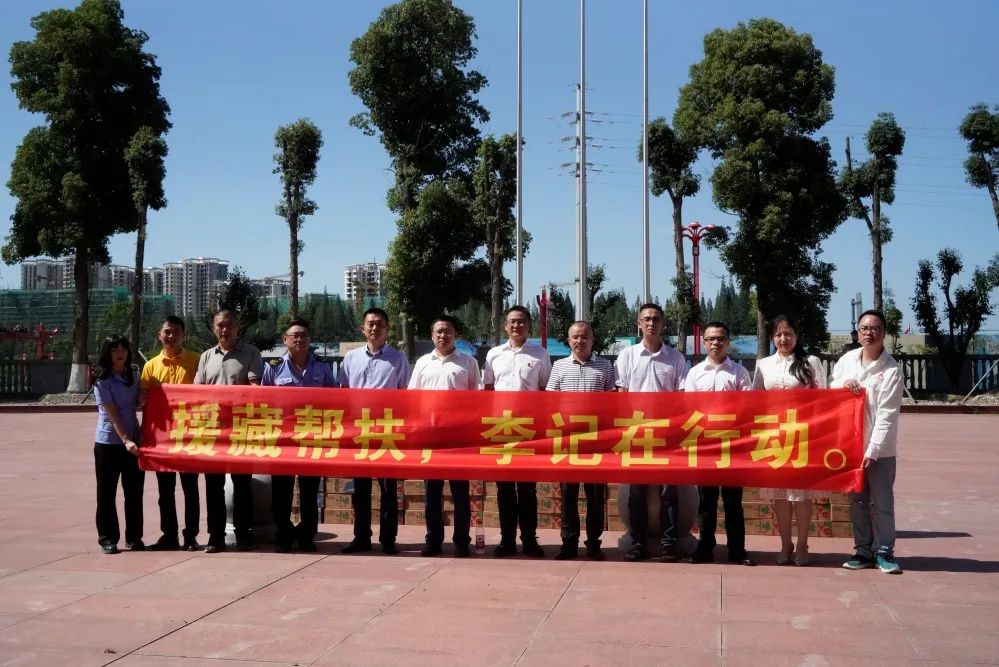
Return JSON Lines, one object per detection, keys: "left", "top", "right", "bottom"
{"left": 0, "top": 360, "right": 31, "bottom": 395}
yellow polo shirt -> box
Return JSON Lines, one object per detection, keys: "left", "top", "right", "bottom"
{"left": 140, "top": 349, "right": 200, "bottom": 389}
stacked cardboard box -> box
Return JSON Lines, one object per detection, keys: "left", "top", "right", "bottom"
{"left": 717, "top": 488, "right": 852, "bottom": 538}
{"left": 321, "top": 477, "right": 406, "bottom": 526}
{"left": 401, "top": 480, "right": 486, "bottom": 528}
{"left": 481, "top": 481, "right": 609, "bottom": 530}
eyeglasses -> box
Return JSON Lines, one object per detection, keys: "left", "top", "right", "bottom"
{"left": 506, "top": 319, "right": 529, "bottom": 327}
{"left": 858, "top": 325, "right": 883, "bottom": 334}
{"left": 285, "top": 332, "right": 309, "bottom": 340}
{"left": 432, "top": 329, "right": 455, "bottom": 337}
{"left": 703, "top": 336, "right": 728, "bottom": 343}
{"left": 639, "top": 316, "right": 663, "bottom": 324}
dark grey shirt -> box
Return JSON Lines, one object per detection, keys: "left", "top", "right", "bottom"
{"left": 194, "top": 341, "right": 263, "bottom": 385}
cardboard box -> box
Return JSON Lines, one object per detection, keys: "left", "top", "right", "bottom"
{"left": 325, "top": 493, "right": 354, "bottom": 510}
{"left": 324, "top": 508, "right": 353, "bottom": 524}
{"left": 326, "top": 478, "right": 354, "bottom": 493}
{"left": 830, "top": 504, "right": 851, "bottom": 522}
{"left": 812, "top": 502, "right": 831, "bottom": 521}
{"left": 831, "top": 521, "right": 854, "bottom": 538}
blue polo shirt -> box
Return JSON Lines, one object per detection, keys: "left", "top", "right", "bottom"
{"left": 261, "top": 353, "right": 338, "bottom": 388}
{"left": 94, "top": 372, "right": 140, "bottom": 445}
{"left": 337, "top": 344, "right": 411, "bottom": 389}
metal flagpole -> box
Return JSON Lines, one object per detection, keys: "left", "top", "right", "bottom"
{"left": 642, "top": 0, "right": 650, "bottom": 303}
{"left": 578, "top": 0, "right": 589, "bottom": 321}
{"left": 515, "top": 0, "right": 524, "bottom": 306}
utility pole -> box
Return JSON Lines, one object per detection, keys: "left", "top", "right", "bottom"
{"left": 577, "top": 0, "right": 588, "bottom": 321}
{"left": 642, "top": 0, "right": 650, "bottom": 303}
{"left": 515, "top": 0, "right": 524, "bottom": 306}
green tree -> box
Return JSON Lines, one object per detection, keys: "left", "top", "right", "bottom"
{"left": 473, "top": 133, "right": 532, "bottom": 344}
{"left": 959, "top": 103, "right": 999, "bottom": 229}
{"left": 643, "top": 118, "right": 700, "bottom": 352}
{"left": 4, "top": 0, "right": 170, "bottom": 390}
{"left": 664, "top": 270, "right": 698, "bottom": 346}
{"left": 675, "top": 18, "right": 845, "bottom": 356}
{"left": 911, "top": 249, "right": 999, "bottom": 391}
{"left": 273, "top": 119, "right": 323, "bottom": 317}
{"left": 840, "top": 112, "right": 905, "bottom": 310}
{"left": 883, "top": 287, "right": 904, "bottom": 354}
{"left": 124, "top": 126, "right": 168, "bottom": 350}
{"left": 547, "top": 265, "right": 628, "bottom": 354}
{"left": 381, "top": 179, "right": 489, "bottom": 340}
{"left": 349, "top": 0, "right": 489, "bottom": 355}
{"left": 214, "top": 266, "right": 260, "bottom": 336}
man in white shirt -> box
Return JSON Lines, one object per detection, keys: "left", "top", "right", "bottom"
{"left": 408, "top": 315, "right": 481, "bottom": 557}
{"left": 483, "top": 305, "right": 551, "bottom": 558}
{"left": 831, "top": 309, "right": 903, "bottom": 574}
{"left": 615, "top": 303, "right": 689, "bottom": 562}
{"left": 683, "top": 321, "right": 755, "bottom": 566}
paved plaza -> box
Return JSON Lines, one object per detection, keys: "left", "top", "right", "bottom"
{"left": 0, "top": 411, "right": 996, "bottom": 666}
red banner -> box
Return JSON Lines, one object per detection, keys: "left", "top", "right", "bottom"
{"left": 140, "top": 385, "right": 865, "bottom": 491}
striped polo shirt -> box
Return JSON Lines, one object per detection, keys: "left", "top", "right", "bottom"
{"left": 546, "top": 354, "right": 616, "bottom": 393}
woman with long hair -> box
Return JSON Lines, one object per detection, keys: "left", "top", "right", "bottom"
{"left": 753, "top": 315, "right": 827, "bottom": 566}
{"left": 93, "top": 334, "right": 145, "bottom": 554}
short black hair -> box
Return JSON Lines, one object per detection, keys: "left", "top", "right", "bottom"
{"left": 702, "top": 321, "right": 730, "bottom": 338}
{"left": 285, "top": 318, "right": 310, "bottom": 334}
{"left": 163, "top": 315, "right": 185, "bottom": 332}
{"left": 431, "top": 315, "right": 459, "bottom": 331}
{"left": 858, "top": 309, "right": 887, "bottom": 329}
{"left": 362, "top": 307, "right": 389, "bottom": 325}
{"left": 638, "top": 303, "right": 664, "bottom": 317}
{"left": 505, "top": 305, "right": 532, "bottom": 322}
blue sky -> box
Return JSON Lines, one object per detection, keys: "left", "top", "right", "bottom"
{"left": 1, "top": 1, "right": 997, "bottom": 334}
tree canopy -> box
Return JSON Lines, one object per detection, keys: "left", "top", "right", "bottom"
{"left": 273, "top": 118, "right": 323, "bottom": 317}
{"left": 959, "top": 103, "right": 999, "bottom": 229}
{"left": 675, "top": 18, "right": 844, "bottom": 354}
{"left": 4, "top": 0, "right": 170, "bottom": 385}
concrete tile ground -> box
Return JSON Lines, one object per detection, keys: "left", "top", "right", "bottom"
{"left": 0, "top": 412, "right": 997, "bottom": 666}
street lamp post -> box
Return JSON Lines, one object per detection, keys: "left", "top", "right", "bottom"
{"left": 681, "top": 221, "right": 716, "bottom": 355}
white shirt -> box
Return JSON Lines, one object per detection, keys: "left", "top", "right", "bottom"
{"left": 614, "top": 341, "right": 688, "bottom": 392}
{"left": 482, "top": 340, "right": 551, "bottom": 391}
{"left": 683, "top": 357, "right": 753, "bottom": 392}
{"left": 753, "top": 352, "right": 828, "bottom": 390}
{"left": 830, "top": 347, "right": 902, "bottom": 460}
{"left": 408, "top": 348, "right": 481, "bottom": 391}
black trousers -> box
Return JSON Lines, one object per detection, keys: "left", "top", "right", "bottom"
{"left": 351, "top": 478, "right": 399, "bottom": 546}
{"left": 497, "top": 481, "right": 538, "bottom": 545}
{"left": 560, "top": 482, "right": 605, "bottom": 548}
{"left": 94, "top": 443, "right": 145, "bottom": 546}
{"left": 425, "top": 480, "right": 471, "bottom": 547}
{"left": 272, "top": 475, "right": 320, "bottom": 546}
{"left": 155, "top": 471, "right": 200, "bottom": 542}
{"left": 628, "top": 484, "right": 680, "bottom": 549}
{"left": 205, "top": 473, "right": 253, "bottom": 542}
{"left": 696, "top": 486, "right": 746, "bottom": 557}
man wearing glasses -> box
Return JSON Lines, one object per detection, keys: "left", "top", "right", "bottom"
{"left": 615, "top": 303, "right": 689, "bottom": 563}
{"left": 831, "top": 310, "right": 903, "bottom": 574}
{"left": 482, "top": 305, "right": 552, "bottom": 558}
{"left": 683, "top": 321, "right": 755, "bottom": 566}
{"left": 409, "top": 315, "right": 480, "bottom": 557}
{"left": 261, "top": 319, "right": 337, "bottom": 552}
{"left": 338, "top": 308, "right": 411, "bottom": 555}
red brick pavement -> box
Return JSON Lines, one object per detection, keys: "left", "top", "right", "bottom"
{"left": 0, "top": 412, "right": 996, "bottom": 666}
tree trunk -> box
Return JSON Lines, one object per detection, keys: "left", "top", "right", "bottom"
{"left": 672, "top": 195, "right": 687, "bottom": 353}
{"left": 401, "top": 314, "right": 415, "bottom": 362}
{"left": 756, "top": 299, "right": 768, "bottom": 359}
{"left": 67, "top": 245, "right": 91, "bottom": 392}
{"left": 290, "top": 220, "right": 299, "bottom": 318}
{"left": 488, "top": 225, "right": 503, "bottom": 346}
{"left": 871, "top": 180, "right": 883, "bottom": 311}
{"left": 130, "top": 204, "right": 147, "bottom": 354}
{"left": 986, "top": 163, "right": 999, "bottom": 230}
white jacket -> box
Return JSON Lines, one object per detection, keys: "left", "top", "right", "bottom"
{"left": 830, "top": 347, "right": 903, "bottom": 460}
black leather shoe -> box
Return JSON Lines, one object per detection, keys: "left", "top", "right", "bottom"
{"left": 299, "top": 540, "right": 318, "bottom": 553}
{"left": 554, "top": 544, "right": 578, "bottom": 560}
{"left": 587, "top": 547, "right": 606, "bottom": 561}
{"left": 182, "top": 540, "right": 201, "bottom": 552}
{"left": 235, "top": 535, "right": 254, "bottom": 552}
{"left": 147, "top": 537, "right": 180, "bottom": 551}
{"left": 454, "top": 544, "right": 471, "bottom": 558}
{"left": 125, "top": 540, "right": 146, "bottom": 552}
{"left": 660, "top": 545, "right": 681, "bottom": 563}
{"left": 341, "top": 541, "right": 373, "bottom": 554}
{"left": 521, "top": 541, "right": 545, "bottom": 558}
{"left": 728, "top": 553, "right": 756, "bottom": 566}
{"left": 204, "top": 541, "right": 226, "bottom": 554}
{"left": 687, "top": 550, "right": 714, "bottom": 564}
{"left": 274, "top": 542, "right": 292, "bottom": 553}
{"left": 623, "top": 545, "right": 646, "bottom": 562}
{"left": 100, "top": 543, "right": 119, "bottom": 555}
{"left": 493, "top": 543, "right": 517, "bottom": 558}
{"left": 381, "top": 543, "right": 399, "bottom": 555}
{"left": 420, "top": 544, "right": 443, "bottom": 557}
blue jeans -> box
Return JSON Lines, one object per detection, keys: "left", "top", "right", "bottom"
{"left": 424, "top": 480, "right": 471, "bottom": 547}
{"left": 850, "top": 456, "right": 896, "bottom": 558}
